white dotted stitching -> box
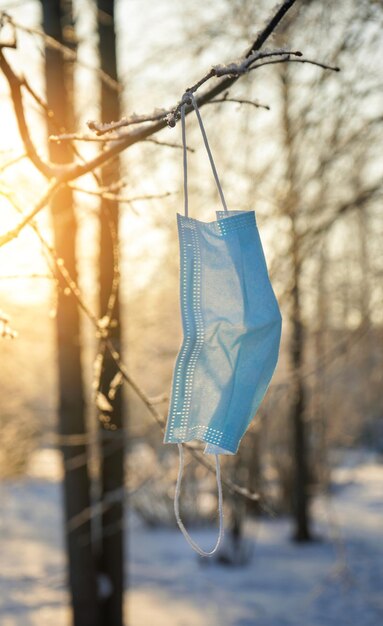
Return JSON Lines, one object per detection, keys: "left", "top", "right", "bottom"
{"left": 166, "top": 221, "right": 204, "bottom": 439}
{"left": 166, "top": 221, "right": 191, "bottom": 438}
{"left": 218, "top": 212, "right": 255, "bottom": 236}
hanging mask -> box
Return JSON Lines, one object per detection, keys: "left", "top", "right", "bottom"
{"left": 164, "top": 93, "right": 282, "bottom": 556}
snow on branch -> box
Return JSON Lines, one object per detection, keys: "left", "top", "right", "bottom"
{"left": 0, "top": 0, "right": 339, "bottom": 249}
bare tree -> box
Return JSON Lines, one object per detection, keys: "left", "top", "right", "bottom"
{"left": 41, "top": 1, "right": 98, "bottom": 623}
{"left": 269, "top": 0, "right": 383, "bottom": 539}
{"left": 96, "top": 2, "right": 125, "bottom": 625}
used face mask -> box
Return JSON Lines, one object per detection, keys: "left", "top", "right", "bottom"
{"left": 164, "top": 93, "right": 282, "bottom": 556}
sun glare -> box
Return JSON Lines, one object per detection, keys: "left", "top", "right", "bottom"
{"left": 0, "top": 179, "right": 52, "bottom": 304}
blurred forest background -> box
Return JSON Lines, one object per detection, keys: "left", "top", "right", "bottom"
{"left": 0, "top": 1, "right": 382, "bottom": 625}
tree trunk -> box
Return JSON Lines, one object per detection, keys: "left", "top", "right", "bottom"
{"left": 314, "top": 241, "right": 329, "bottom": 488}
{"left": 280, "top": 66, "right": 312, "bottom": 541}
{"left": 97, "top": 2, "right": 125, "bottom": 625}
{"left": 41, "top": 2, "right": 99, "bottom": 625}
{"left": 290, "top": 271, "right": 311, "bottom": 541}
{"left": 246, "top": 430, "right": 262, "bottom": 517}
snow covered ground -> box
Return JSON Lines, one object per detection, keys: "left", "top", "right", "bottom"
{"left": 0, "top": 449, "right": 382, "bottom": 626}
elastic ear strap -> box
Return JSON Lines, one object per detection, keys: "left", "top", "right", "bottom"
{"left": 190, "top": 94, "right": 228, "bottom": 212}
{"left": 174, "top": 443, "right": 224, "bottom": 557}
{"left": 181, "top": 103, "right": 189, "bottom": 218}
{"left": 180, "top": 93, "right": 228, "bottom": 217}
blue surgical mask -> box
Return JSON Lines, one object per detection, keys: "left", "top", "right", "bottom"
{"left": 164, "top": 93, "right": 282, "bottom": 555}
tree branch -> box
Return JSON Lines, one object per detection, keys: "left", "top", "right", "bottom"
{"left": 0, "top": 179, "right": 60, "bottom": 247}
{"left": 0, "top": 49, "right": 54, "bottom": 177}
{"left": 70, "top": 186, "right": 174, "bottom": 204}
{"left": 1, "top": 0, "right": 337, "bottom": 248}
{"left": 206, "top": 93, "right": 270, "bottom": 110}
{"left": 301, "top": 184, "right": 383, "bottom": 253}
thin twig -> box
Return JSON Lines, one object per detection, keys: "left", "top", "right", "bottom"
{"left": 207, "top": 96, "right": 270, "bottom": 111}
{"left": 247, "top": 56, "right": 340, "bottom": 74}
{"left": 49, "top": 134, "right": 193, "bottom": 152}
{"left": 0, "top": 179, "right": 60, "bottom": 247}
{"left": 50, "top": 133, "right": 123, "bottom": 143}
{"left": 70, "top": 186, "right": 174, "bottom": 204}
{"left": 144, "top": 138, "right": 195, "bottom": 152}
{"left": 2, "top": 14, "right": 122, "bottom": 92}
{"left": 0, "top": 152, "right": 26, "bottom": 172}
{"left": 0, "top": 273, "right": 53, "bottom": 279}
{"left": 0, "top": 48, "right": 53, "bottom": 177}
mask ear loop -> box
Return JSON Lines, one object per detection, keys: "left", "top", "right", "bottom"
{"left": 174, "top": 443, "right": 224, "bottom": 557}
{"left": 181, "top": 92, "right": 228, "bottom": 217}
{"left": 181, "top": 101, "right": 189, "bottom": 218}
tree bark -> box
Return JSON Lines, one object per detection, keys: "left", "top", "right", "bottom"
{"left": 280, "top": 66, "right": 312, "bottom": 541}
{"left": 97, "top": 2, "right": 125, "bottom": 625}
{"left": 41, "top": 2, "right": 99, "bottom": 625}
{"left": 290, "top": 265, "right": 311, "bottom": 541}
